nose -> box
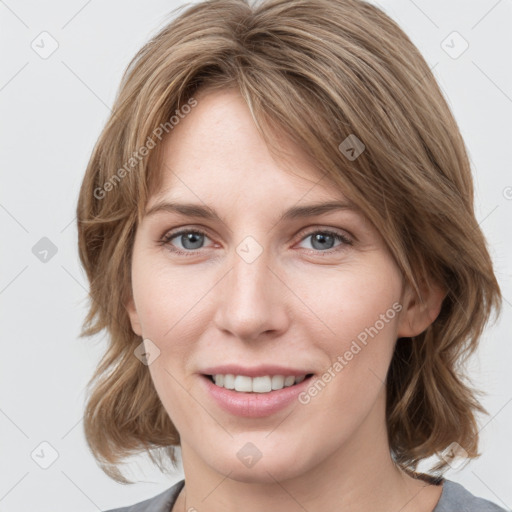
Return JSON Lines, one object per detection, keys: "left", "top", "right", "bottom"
{"left": 212, "top": 245, "right": 290, "bottom": 342}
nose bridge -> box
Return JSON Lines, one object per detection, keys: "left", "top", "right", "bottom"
{"left": 213, "top": 238, "right": 288, "bottom": 340}
{"left": 232, "top": 242, "right": 270, "bottom": 302}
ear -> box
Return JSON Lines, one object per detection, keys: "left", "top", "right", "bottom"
{"left": 125, "top": 296, "right": 143, "bottom": 337}
{"left": 397, "top": 276, "right": 447, "bottom": 338}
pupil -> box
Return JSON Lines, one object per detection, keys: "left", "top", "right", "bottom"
{"left": 312, "top": 233, "right": 334, "bottom": 250}
{"left": 182, "top": 232, "right": 203, "bottom": 250}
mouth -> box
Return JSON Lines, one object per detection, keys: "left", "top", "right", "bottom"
{"left": 202, "top": 373, "right": 315, "bottom": 393}
{"left": 200, "top": 369, "right": 316, "bottom": 417}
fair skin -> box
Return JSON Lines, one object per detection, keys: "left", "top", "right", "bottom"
{"left": 126, "top": 87, "right": 446, "bottom": 512}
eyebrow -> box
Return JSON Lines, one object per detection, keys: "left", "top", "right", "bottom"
{"left": 144, "top": 200, "right": 360, "bottom": 223}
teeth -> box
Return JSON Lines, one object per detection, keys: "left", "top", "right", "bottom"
{"left": 224, "top": 374, "right": 235, "bottom": 389}
{"left": 271, "top": 375, "right": 284, "bottom": 390}
{"left": 211, "top": 374, "right": 308, "bottom": 393}
{"left": 252, "top": 376, "right": 272, "bottom": 393}
{"left": 234, "top": 375, "right": 253, "bottom": 392}
{"left": 284, "top": 376, "right": 295, "bottom": 387}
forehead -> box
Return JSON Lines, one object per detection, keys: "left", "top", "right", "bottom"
{"left": 148, "top": 87, "right": 350, "bottom": 209}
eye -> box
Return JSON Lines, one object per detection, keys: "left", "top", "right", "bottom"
{"left": 159, "top": 228, "right": 213, "bottom": 255}
{"left": 296, "top": 229, "right": 353, "bottom": 254}
{"left": 159, "top": 227, "right": 353, "bottom": 256}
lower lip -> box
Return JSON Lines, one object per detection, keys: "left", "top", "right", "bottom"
{"left": 200, "top": 374, "right": 314, "bottom": 418}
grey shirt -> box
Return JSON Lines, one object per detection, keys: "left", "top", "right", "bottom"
{"left": 103, "top": 478, "right": 508, "bottom": 512}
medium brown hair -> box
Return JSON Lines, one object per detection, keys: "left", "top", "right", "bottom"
{"left": 77, "top": 0, "right": 502, "bottom": 483}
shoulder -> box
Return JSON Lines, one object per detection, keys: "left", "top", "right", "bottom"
{"left": 435, "top": 479, "right": 508, "bottom": 512}
{"left": 101, "top": 479, "right": 185, "bottom": 512}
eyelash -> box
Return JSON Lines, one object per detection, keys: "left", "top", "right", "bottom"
{"left": 158, "top": 227, "right": 353, "bottom": 257}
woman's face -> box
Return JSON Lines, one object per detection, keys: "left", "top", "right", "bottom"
{"left": 126, "top": 87, "right": 426, "bottom": 484}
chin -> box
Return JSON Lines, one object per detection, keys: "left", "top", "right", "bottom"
{"left": 204, "top": 443, "right": 313, "bottom": 485}
{"left": 212, "top": 461, "right": 305, "bottom": 485}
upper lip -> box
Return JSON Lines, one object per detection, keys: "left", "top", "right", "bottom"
{"left": 200, "top": 364, "right": 314, "bottom": 378}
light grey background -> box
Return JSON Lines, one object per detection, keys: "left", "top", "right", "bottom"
{"left": 1, "top": 0, "right": 511, "bottom": 511}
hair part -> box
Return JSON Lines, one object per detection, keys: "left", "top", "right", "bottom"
{"left": 77, "top": 0, "right": 502, "bottom": 483}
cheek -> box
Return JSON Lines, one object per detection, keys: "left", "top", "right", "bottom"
{"left": 295, "top": 259, "right": 403, "bottom": 409}
{"left": 134, "top": 261, "right": 202, "bottom": 425}
{"left": 296, "top": 259, "right": 403, "bottom": 343}
{"left": 131, "top": 256, "right": 207, "bottom": 423}
{"left": 132, "top": 251, "right": 208, "bottom": 341}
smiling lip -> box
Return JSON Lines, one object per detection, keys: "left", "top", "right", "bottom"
{"left": 199, "top": 366, "right": 314, "bottom": 418}
{"left": 199, "top": 364, "right": 312, "bottom": 378}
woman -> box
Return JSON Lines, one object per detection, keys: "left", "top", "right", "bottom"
{"left": 76, "top": 0, "right": 505, "bottom": 510}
